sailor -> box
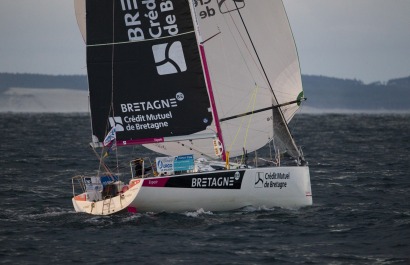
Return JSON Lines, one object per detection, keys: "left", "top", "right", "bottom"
{"left": 133, "top": 159, "right": 143, "bottom": 177}
{"left": 133, "top": 158, "right": 152, "bottom": 177}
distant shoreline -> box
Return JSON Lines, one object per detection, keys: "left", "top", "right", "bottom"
{"left": 1, "top": 73, "right": 409, "bottom": 113}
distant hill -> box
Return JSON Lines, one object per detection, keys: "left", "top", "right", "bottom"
{"left": 302, "top": 75, "right": 410, "bottom": 111}
{"left": 1, "top": 72, "right": 409, "bottom": 112}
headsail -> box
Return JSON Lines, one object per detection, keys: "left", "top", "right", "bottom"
{"left": 145, "top": 0, "right": 304, "bottom": 160}
{"left": 84, "top": 0, "right": 213, "bottom": 146}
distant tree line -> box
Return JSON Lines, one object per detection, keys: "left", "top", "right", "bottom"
{"left": 302, "top": 75, "right": 410, "bottom": 110}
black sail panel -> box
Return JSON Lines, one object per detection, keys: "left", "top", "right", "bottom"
{"left": 86, "top": 0, "right": 212, "bottom": 145}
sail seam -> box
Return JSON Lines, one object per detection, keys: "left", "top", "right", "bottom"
{"left": 87, "top": 30, "right": 196, "bottom": 47}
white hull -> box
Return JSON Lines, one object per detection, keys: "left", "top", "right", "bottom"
{"left": 72, "top": 166, "right": 312, "bottom": 215}
{"left": 72, "top": 179, "right": 140, "bottom": 215}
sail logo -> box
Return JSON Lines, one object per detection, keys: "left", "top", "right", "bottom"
{"left": 109, "top": 117, "right": 125, "bottom": 132}
{"left": 152, "top": 42, "right": 187, "bottom": 75}
{"left": 217, "top": 0, "right": 245, "bottom": 14}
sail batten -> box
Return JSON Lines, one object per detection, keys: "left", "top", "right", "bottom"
{"left": 86, "top": 30, "right": 197, "bottom": 47}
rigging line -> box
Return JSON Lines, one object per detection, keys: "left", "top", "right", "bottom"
{"left": 227, "top": 85, "right": 258, "bottom": 153}
{"left": 91, "top": 145, "right": 113, "bottom": 177}
{"left": 87, "top": 30, "right": 195, "bottom": 47}
{"left": 201, "top": 30, "right": 221, "bottom": 44}
{"left": 233, "top": 2, "right": 275, "bottom": 98}
{"left": 240, "top": 85, "right": 259, "bottom": 164}
{"left": 220, "top": 98, "right": 306, "bottom": 122}
{"left": 243, "top": 85, "right": 259, "bottom": 149}
{"left": 110, "top": 0, "right": 119, "bottom": 172}
{"left": 175, "top": 141, "right": 214, "bottom": 160}
{"left": 110, "top": 0, "right": 115, "bottom": 121}
{"left": 223, "top": 4, "right": 258, "bottom": 83}
{"left": 95, "top": 1, "right": 116, "bottom": 174}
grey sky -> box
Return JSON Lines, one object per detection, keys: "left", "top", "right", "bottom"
{"left": 0, "top": 0, "right": 409, "bottom": 83}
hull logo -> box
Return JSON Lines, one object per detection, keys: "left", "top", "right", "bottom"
{"left": 255, "top": 172, "right": 290, "bottom": 189}
{"left": 254, "top": 172, "right": 264, "bottom": 188}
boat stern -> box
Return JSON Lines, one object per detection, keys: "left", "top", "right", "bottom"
{"left": 71, "top": 176, "right": 142, "bottom": 215}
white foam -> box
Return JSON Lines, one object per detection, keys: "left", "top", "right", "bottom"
{"left": 183, "top": 208, "right": 214, "bottom": 217}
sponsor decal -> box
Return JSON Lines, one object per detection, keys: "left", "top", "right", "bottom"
{"left": 174, "top": 155, "right": 195, "bottom": 171}
{"left": 119, "top": 0, "right": 180, "bottom": 42}
{"left": 213, "top": 139, "right": 224, "bottom": 157}
{"left": 186, "top": 171, "right": 244, "bottom": 189}
{"left": 153, "top": 42, "right": 187, "bottom": 75}
{"left": 156, "top": 156, "right": 175, "bottom": 174}
{"left": 115, "top": 1, "right": 188, "bottom": 132}
{"left": 191, "top": 175, "right": 234, "bottom": 188}
{"left": 111, "top": 93, "right": 187, "bottom": 133}
{"left": 217, "top": 0, "right": 245, "bottom": 14}
{"left": 142, "top": 177, "right": 170, "bottom": 187}
{"left": 194, "top": 0, "right": 246, "bottom": 19}
{"left": 90, "top": 0, "right": 212, "bottom": 142}
{"left": 120, "top": 97, "right": 179, "bottom": 113}
{"left": 254, "top": 172, "right": 290, "bottom": 189}
{"left": 156, "top": 155, "right": 195, "bottom": 174}
{"left": 119, "top": 0, "right": 186, "bottom": 75}
{"left": 143, "top": 171, "right": 244, "bottom": 189}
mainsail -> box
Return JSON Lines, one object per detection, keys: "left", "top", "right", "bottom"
{"left": 145, "top": 0, "right": 304, "bottom": 160}
{"left": 81, "top": 0, "right": 213, "bottom": 146}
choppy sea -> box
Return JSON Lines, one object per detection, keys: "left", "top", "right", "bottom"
{"left": 1, "top": 113, "right": 409, "bottom": 264}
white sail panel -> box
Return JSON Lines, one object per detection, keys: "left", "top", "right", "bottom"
{"left": 196, "top": 0, "right": 302, "bottom": 122}
{"left": 74, "top": 0, "right": 86, "bottom": 42}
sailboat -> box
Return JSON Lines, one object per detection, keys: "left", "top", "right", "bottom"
{"left": 72, "top": 0, "right": 312, "bottom": 215}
